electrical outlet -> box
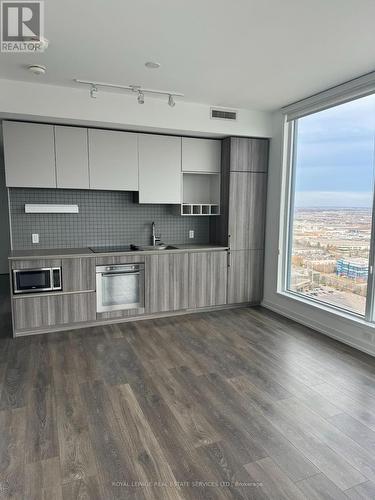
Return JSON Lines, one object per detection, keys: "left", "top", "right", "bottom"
{"left": 189, "top": 230, "right": 195, "bottom": 239}
{"left": 32, "top": 233, "right": 39, "bottom": 244}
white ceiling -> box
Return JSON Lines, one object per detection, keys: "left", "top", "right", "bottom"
{"left": 1, "top": 0, "right": 375, "bottom": 111}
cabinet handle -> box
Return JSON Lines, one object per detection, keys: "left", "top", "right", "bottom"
{"left": 227, "top": 251, "right": 231, "bottom": 268}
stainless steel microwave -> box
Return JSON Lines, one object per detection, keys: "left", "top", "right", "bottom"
{"left": 12, "top": 267, "right": 62, "bottom": 294}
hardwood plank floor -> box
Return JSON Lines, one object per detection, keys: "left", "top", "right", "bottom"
{"left": 1, "top": 296, "right": 375, "bottom": 498}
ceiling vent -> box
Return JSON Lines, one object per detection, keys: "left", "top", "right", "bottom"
{"left": 210, "top": 107, "right": 238, "bottom": 121}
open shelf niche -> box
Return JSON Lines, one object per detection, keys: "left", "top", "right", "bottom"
{"left": 180, "top": 172, "right": 220, "bottom": 216}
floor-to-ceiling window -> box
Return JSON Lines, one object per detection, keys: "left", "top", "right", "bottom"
{"left": 286, "top": 93, "right": 375, "bottom": 317}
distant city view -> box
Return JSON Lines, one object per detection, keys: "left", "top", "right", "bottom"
{"left": 289, "top": 207, "right": 371, "bottom": 315}
{"left": 288, "top": 93, "right": 375, "bottom": 316}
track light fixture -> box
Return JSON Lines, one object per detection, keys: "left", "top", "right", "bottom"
{"left": 75, "top": 79, "right": 183, "bottom": 107}
{"left": 168, "top": 94, "right": 175, "bottom": 108}
{"left": 90, "top": 84, "right": 98, "bottom": 99}
{"left": 137, "top": 90, "right": 145, "bottom": 104}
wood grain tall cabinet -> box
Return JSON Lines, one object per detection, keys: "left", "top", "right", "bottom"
{"left": 211, "top": 137, "right": 269, "bottom": 304}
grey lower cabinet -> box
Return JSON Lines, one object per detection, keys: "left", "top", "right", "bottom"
{"left": 227, "top": 250, "right": 264, "bottom": 304}
{"left": 188, "top": 251, "right": 227, "bottom": 308}
{"left": 11, "top": 258, "right": 61, "bottom": 270}
{"left": 13, "top": 292, "right": 96, "bottom": 331}
{"left": 62, "top": 257, "right": 96, "bottom": 292}
{"left": 145, "top": 253, "right": 189, "bottom": 313}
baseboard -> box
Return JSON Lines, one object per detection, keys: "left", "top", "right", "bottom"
{"left": 262, "top": 299, "right": 375, "bottom": 358}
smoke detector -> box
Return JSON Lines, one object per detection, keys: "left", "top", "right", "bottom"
{"left": 27, "top": 64, "right": 46, "bottom": 76}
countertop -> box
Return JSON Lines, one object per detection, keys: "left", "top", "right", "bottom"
{"left": 8, "top": 244, "right": 229, "bottom": 260}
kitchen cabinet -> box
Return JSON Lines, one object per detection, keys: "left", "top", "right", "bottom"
{"left": 55, "top": 126, "right": 89, "bottom": 189}
{"left": 211, "top": 136, "right": 269, "bottom": 305}
{"left": 228, "top": 172, "right": 267, "bottom": 250}
{"left": 88, "top": 129, "right": 138, "bottom": 191}
{"left": 229, "top": 137, "right": 269, "bottom": 172}
{"left": 13, "top": 292, "right": 96, "bottom": 331}
{"left": 3, "top": 121, "right": 56, "bottom": 188}
{"left": 227, "top": 249, "right": 263, "bottom": 304}
{"left": 188, "top": 251, "right": 227, "bottom": 308}
{"left": 146, "top": 253, "right": 189, "bottom": 313}
{"left": 61, "top": 257, "right": 95, "bottom": 292}
{"left": 10, "top": 258, "right": 61, "bottom": 270}
{"left": 182, "top": 137, "right": 221, "bottom": 173}
{"left": 138, "top": 134, "right": 181, "bottom": 203}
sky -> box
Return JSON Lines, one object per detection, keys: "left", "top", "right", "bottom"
{"left": 294, "top": 93, "right": 375, "bottom": 208}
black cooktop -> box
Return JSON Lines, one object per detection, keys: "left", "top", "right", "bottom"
{"left": 89, "top": 245, "right": 140, "bottom": 253}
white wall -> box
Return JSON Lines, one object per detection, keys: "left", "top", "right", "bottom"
{"left": 0, "top": 78, "right": 273, "bottom": 138}
{"left": 263, "top": 111, "right": 375, "bottom": 356}
{"left": 0, "top": 126, "right": 10, "bottom": 274}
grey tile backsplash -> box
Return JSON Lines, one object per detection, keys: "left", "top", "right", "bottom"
{"left": 9, "top": 188, "right": 210, "bottom": 250}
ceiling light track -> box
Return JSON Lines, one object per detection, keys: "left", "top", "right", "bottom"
{"left": 74, "top": 79, "right": 183, "bottom": 106}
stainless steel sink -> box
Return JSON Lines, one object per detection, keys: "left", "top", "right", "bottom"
{"left": 138, "top": 244, "right": 178, "bottom": 251}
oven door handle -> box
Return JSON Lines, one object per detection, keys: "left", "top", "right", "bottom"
{"left": 101, "top": 272, "right": 140, "bottom": 277}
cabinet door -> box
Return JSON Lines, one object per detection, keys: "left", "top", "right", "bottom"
{"left": 182, "top": 137, "right": 221, "bottom": 173}
{"left": 139, "top": 134, "right": 181, "bottom": 203}
{"left": 227, "top": 249, "right": 263, "bottom": 304}
{"left": 11, "top": 258, "right": 61, "bottom": 270}
{"left": 62, "top": 257, "right": 95, "bottom": 292}
{"left": 230, "top": 137, "right": 269, "bottom": 172}
{"left": 55, "top": 126, "right": 89, "bottom": 188}
{"left": 146, "top": 253, "right": 189, "bottom": 313}
{"left": 228, "top": 172, "right": 267, "bottom": 251}
{"left": 88, "top": 129, "right": 138, "bottom": 190}
{"left": 188, "top": 251, "right": 227, "bottom": 308}
{"left": 13, "top": 292, "right": 96, "bottom": 331}
{"left": 3, "top": 121, "right": 56, "bottom": 188}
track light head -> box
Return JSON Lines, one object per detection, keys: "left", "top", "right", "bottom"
{"left": 168, "top": 94, "right": 175, "bottom": 108}
{"left": 137, "top": 90, "right": 145, "bottom": 104}
{"left": 90, "top": 84, "right": 98, "bottom": 99}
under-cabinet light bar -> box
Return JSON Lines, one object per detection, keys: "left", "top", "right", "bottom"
{"left": 25, "top": 204, "right": 79, "bottom": 214}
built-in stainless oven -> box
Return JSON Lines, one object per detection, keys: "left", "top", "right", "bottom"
{"left": 13, "top": 267, "right": 62, "bottom": 294}
{"left": 96, "top": 264, "right": 145, "bottom": 313}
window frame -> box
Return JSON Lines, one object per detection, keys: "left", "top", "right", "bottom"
{"left": 281, "top": 96, "right": 375, "bottom": 322}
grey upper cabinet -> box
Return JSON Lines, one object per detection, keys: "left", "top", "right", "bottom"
{"left": 55, "top": 126, "right": 89, "bottom": 189}
{"left": 182, "top": 137, "right": 221, "bottom": 173}
{"left": 88, "top": 129, "right": 138, "bottom": 191}
{"left": 228, "top": 172, "right": 267, "bottom": 250}
{"left": 230, "top": 137, "right": 269, "bottom": 172}
{"left": 188, "top": 251, "right": 227, "bottom": 308}
{"left": 3, "top": 121, "right": 56, "bottom": 188}
{"left": 145, "top": 253, "right": 189, "bottom": 313}
{"left": 138, "top": 134, "right": 182, "bottom": 204}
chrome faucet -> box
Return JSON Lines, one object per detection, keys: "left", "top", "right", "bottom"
{"left": 151, "top": 221, "right": 161, "bottom": 246}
